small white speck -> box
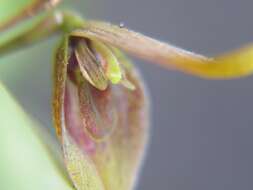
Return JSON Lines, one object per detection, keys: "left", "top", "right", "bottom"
{"left": 119, "top": 22, "right": 125, "bottom": 28}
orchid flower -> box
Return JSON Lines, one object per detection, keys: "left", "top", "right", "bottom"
{"left": 1, "top": 1, "right": 253, "bottom": 190}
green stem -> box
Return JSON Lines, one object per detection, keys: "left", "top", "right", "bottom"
{"left": 60, "top": 11, "right": 87, "bottom": 33}
{"left": 0, "top": 10, "right": 86, "bottom": 56}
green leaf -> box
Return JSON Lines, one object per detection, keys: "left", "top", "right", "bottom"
{"left": 0, "top": 82, "right": 74, "bottom": 190}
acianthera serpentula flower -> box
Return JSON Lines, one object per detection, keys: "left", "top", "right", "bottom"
{"left": 1, "top": 1, "right": 253, "bottom": 190}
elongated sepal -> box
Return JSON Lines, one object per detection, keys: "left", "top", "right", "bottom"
{"left": 70, "top": 21, "right": 253, "bottom": 79}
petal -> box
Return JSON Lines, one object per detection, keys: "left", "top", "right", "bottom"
{"left": 90, "top": 40, "right": 122, "bottom": 84}
{"left": 74, "top": 38, "right": 108, "bottom": 90}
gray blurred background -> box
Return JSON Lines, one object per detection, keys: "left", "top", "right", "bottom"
{"left": 1, "top": 0, "right": 253, "bottom": 189}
